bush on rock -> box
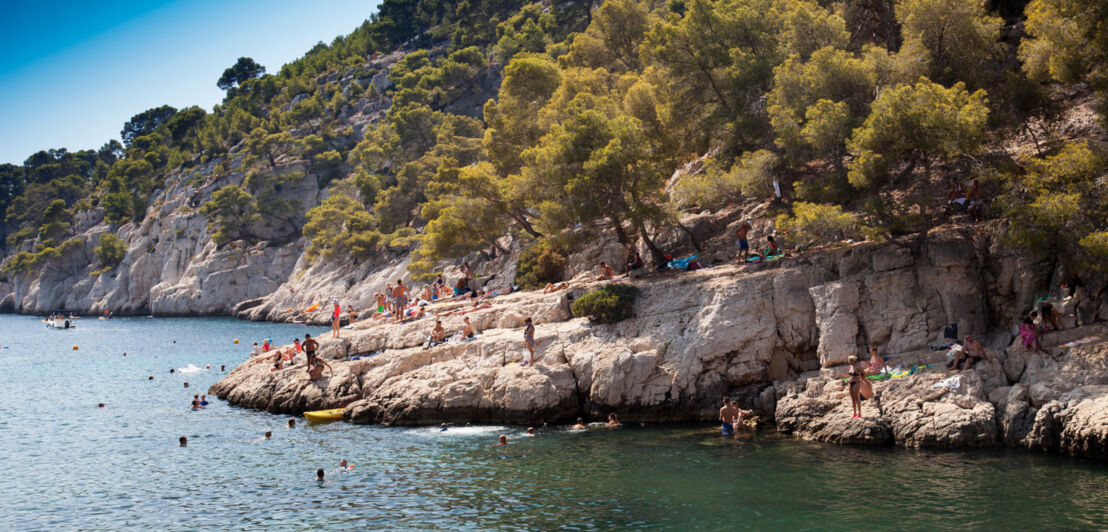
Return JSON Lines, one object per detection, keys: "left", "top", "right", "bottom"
{"left": 572, "top": 284, "right": 639, "bottom": 324}
{"left": 515, "top": 240, "right": 566, "bottom": 290}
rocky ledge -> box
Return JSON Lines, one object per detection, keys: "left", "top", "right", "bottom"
{"left": 210, "top": 228, "right": 1108, "bottom": 459}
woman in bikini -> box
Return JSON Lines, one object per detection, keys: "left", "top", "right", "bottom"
{"left": 844, "top": 355, "right": 865, "bottom": 418}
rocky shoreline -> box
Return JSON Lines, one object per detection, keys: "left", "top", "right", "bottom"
{"left": 209, "top": 228, "right": 1108, "bottom": 460}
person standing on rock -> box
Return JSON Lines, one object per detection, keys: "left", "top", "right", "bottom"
{"left": 302, "top": 334, "right": 319, "bottom": 376}
{"left": 393, "top": 281, "right": 409, "bottom": 322}
{"left": 735, "top": 220, "right": 752, "bottom": 261}
{"left": 719, "top": 397, "right": 738, "bottom": 437}
{"left": 522, "top": 317, "right": 535, "bottom": 366}
{"left": 375, "top": 291, "right": 386, "bottom": 315}
{"left": 844, "top": 356, "right": 866, "bottom": 418}
{"left": 331, "top": 300, "right": 342, "bottom": 338}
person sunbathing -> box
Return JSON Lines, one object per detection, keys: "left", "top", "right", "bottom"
{"left": 543, "top": 282, "right": 570, "bottom": 293}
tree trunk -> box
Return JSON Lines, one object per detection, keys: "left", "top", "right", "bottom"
{"left": 508, "top": 210, "right": 542, "bottom": 238}
{"left": 676, "top": 221, "right": 702, "bottom": 251}
{"left": 637, "top": 223, "right": 667, "bottom": 268}
{"left": 611, "top": 217, "right": 630, "bottom": 246}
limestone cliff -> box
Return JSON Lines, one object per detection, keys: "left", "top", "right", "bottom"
{"left": 209, "top": 227, "right": 1108, "bottom": 459}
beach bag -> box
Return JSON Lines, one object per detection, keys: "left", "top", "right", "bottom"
{"left": 944, "top": 323, "right": 959, "bottom": 340}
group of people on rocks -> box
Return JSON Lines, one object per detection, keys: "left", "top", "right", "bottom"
{"left": 1019, "top": 300, "right": 1066, "bottom": 353}
{"left": 945, "top": 178, "right": 986, "bottom": 222}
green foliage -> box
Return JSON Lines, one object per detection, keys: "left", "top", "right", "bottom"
{"left": 775, "top": 202, "right": 864, "bottom": 248}
{"left": 776, "top": 0, "right": 849, "bottom": 61}
{"left": 1001, "top": 142, "right": 1108, "bottom": 269}
{"left": 671, "top": 150, "right": 780, "bottom": 209}
{"left": 121, "top": 106, "right": 177, "bottom": 148}
{"left": 303, "top": 178, "right": 382, "bottom": 263}
{"left": 312, "top": 150, "right": 343, "bottom": 183}
{"left": 514, "top": 239, "right": 566, "bottom": 289}
{"left": 94, "top": 233, "right": 127, "bottom": 270}
{"left": 646, "top": 0, "right": 783, "bottom": 154}
{"left": 572, "top": 283, "right": 640, "bottom": 324}
{"left": 217, "top": 57, "right": 267, "bottom": 93}
{"left": 768, "top": 47, "right": 876, "bottom": 166}
{"left": 1020, "top": 0, "right": 1108, "bottom": 122}
{"left": 894, "top": 0, "right": 1003, "bottom": 88}
{"left": 847, "top": 78, "right": 989, "bottom": 190}
{"left": 201, "top": 185, "right": 259, "bottom": 245}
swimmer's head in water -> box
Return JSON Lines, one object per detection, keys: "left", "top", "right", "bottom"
{"left": 527, "top": 427, "right": 535, "bottom": 434}
{"left": 498, "top": 434, "right": 508, "bottom": 445}
{"left": 169, "top": 369, "right": 174, "bottom": 373}
{"left": 184, "top": 382, "right": 189, "bottom": 388}
{"left": 316, "top": 468, "right": 325, "bottom": 480}
{"left": 220, "top": 365, "right": 225, "bottom": 371}
{"left": 577, "top": 417, "right": 584, "bottom": 424}
{"left": 179, "top": 436, "right": 187, "bottom": 446}
{"left": 287, "top": 419, "right": 296, "bottom": 428}
{"left": 264, "top": 431, "right": 272, "bottom": 439}
{"left": 98, "top": 403, "right": 105, "bottom": 408}
{"left": 339, "top": 459, "right": 348, "bottom": 468}
{"left": 148, "top": 376, "right": 153, "bottom": 380}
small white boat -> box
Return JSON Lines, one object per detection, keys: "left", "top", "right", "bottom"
{"left": 46, "top": 316, "right": 75, "bottom": 329}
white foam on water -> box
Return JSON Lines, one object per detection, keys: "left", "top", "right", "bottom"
{"left": 413, "top": 425, "right": 510, "bottom": 438}
{"left": 177, "top": 364, "right": 204, "bottom": 374}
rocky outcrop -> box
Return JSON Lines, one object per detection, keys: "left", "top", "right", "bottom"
{"left": 210, "top": 227, "right": 1108, "bottom": 459}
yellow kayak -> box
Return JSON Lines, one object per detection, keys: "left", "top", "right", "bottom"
{"left": 303, "top": 408, "right": 345, "bottom": 423}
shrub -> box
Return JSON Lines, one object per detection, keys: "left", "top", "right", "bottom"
{"left": 776, "top": 202, "right": 864, "bottom": 248}
{"left": 572, "top": 284, "right": 640, "bottom": 324}
{"left": 95, "top": 233, "right": 127, "bottom": 270}
{"left": 515, "top": 240, "right": 566, "bottom": 290}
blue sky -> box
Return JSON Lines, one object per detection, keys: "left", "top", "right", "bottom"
{"left": 0, "top": 0, "right": 381, "bottom": 164}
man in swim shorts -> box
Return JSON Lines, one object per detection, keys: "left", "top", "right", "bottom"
{"left": 393, "top": 280, "right": 409, "bottom": 322}
{"left": 302, "top": 333, "right": 319, "bottom": 377}
{"left": 719, "top": 396, "right": 737, "bottom": 437}
{"left": 961, "top": 334, "right": 987, "bottom": 371}
{"left": 735, "top": 220, "right": 752, "bottom": 261}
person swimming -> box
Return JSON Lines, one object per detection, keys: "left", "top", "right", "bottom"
{"left": 571, "top": 417, "right": 586, "bottom": 430}
{"left": 316, "top": 468, "right": 325, "bottom": 481}
{"left": 255, "top": 431, "right": 272, "bottom": 442}
{"left": 199, "top": 394, "right": 209, "bottom": 407}
{"left": 526, "top": 427, "right": 536, "bottom": 437}
{"left": 98, "top": 403, "right": 105, "bottom": 408}
{"left": 607, "top": 413, "right": 621, "bottom": 427}
{"left": 494, "top": 434, "right": 509, "bottom": 446}
{"left": 287, "top": 419, "right": 296, "bottom": 429}
{"left": 440, "top": 423, "right": 448, "bottom": 432}
{"left": 179, "top": 436, "right": 187, "bottom": 447}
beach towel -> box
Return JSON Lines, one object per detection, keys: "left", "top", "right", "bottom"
{"left": 667, "top": 254, "right": 699, "bottom": 270}
{"left": 1060, "top": 336, "right": 1101, "bottom": 348}
{"left": 932, "top": 375, "right": 961, "bottom": 391}
{"left": 745, "top": 253, "right": 784, "bottom": 263}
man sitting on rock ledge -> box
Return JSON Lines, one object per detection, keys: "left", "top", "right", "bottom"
{"left": 958, "top": 335, "right": 987, "bottom": 372}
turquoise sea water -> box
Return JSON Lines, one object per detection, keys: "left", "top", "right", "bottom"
{"left": 1, "top": 314, "right": 1106, "bottom": 530}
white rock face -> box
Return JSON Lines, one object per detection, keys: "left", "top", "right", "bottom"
{"left": 210, "top": 229, "right": 1108, "bottom": 461}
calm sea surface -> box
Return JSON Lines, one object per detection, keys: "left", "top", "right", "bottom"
{"left": 0, "top": 315, "right": 1106, "bottom": 530}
